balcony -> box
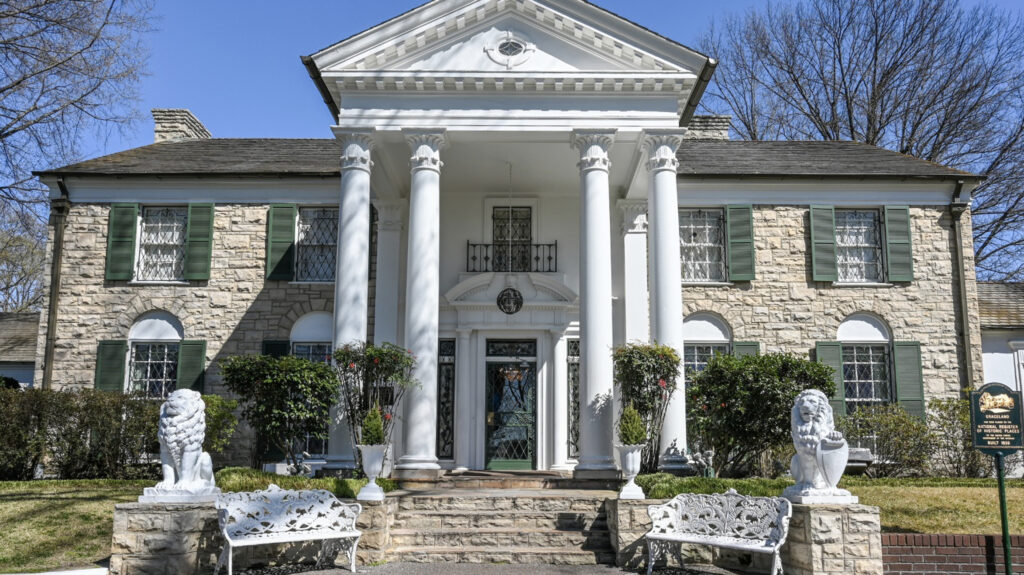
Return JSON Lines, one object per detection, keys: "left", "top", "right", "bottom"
{"left": 467, "top": 242, "right": 558, "bottom": 273}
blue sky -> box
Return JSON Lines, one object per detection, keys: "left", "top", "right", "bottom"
{"left": 99, "top": 0, "right": 1022, "bottom": 157}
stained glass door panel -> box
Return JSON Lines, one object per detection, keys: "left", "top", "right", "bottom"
{"left": 485, "top": 361, "right": 537, "bottom": 470}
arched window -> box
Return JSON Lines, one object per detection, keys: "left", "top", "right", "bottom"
{"left": 128, "top": 311, "right": 184, "bottom": 398}
{"left": 682, "top": 313, "right": 732, "bottom": 374}
{"left": 290, "top": 312, "right": 333, "bottom": 364}
{"left": 837, "top": 313, "right": 892, "bottom": 412}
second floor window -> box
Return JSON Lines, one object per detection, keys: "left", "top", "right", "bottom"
{"left": 296, "top": 207, "right": 338, "bottom": 282}
{"left": 493, "top": 206, "right": 532, "bottom": 272}
{"left": 137, "top": 207, "right": 187, "bottom": 281}
{"left": 679, "top": 209, "right": 727, "bottom": 282}
{"left": 835, "top": 210, "right": 884, "bottom": 283}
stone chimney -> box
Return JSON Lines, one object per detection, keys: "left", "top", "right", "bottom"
{"left": 152, "top": 108, "right": 212, "bottom": 143}
{"left": 684, "top": 115, "right": 731, "bottom": 140}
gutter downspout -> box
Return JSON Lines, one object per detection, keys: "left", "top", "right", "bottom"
{"left": 950, "top": 180, "right": 976, "bottom": 391}
{"left": 680, "top": 58, "right": 718, "bottom": 126}
{"left": 41, "top": 179, "right": 70, "bottom": 390}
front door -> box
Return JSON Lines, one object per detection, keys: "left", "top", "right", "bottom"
{"left": 484, "top": 340, "right": 537, "bottom": 470}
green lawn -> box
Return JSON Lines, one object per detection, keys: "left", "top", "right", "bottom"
{"left": 1, "top": 473, "right": 1020, "bottom": 573}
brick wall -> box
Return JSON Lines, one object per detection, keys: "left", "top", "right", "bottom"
{"left": 882, "top": 534, "right": 1024, "bottom": 575}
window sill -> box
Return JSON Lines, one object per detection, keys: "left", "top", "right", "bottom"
{"left": 681, "top": 281, "right": 734, "bottom": 287}
{"left": 832, "top": 282, "right": 894, "bottom": 288}
{"left": 128, "top": 280, "right": 190, "bottom": 286}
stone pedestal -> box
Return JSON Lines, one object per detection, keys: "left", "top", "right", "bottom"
{"left": 110, "top": 498, "right": 396, "bottom": 574}
{"left": 780, "top": 504, "right": 883, "bottom": 575}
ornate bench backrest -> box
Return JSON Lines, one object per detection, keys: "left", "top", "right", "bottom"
{"left": 216, "top": 484, "right": 362, "bottom": 540}
{"left": 647, "top": 490, "right": 791, "bottom": 547}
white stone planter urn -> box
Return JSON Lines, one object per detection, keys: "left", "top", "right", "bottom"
{"left": 617, "top": 444, "right": 646, "bottom": 500}
{"left": 357, "top": 444, "right": 388, "bottom": 502}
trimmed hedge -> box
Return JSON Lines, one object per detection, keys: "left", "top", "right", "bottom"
{"left": 215, "top": 466, "right": 397, "bottom": 498}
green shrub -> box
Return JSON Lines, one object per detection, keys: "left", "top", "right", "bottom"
{"left": 215, "top": 466, "right": 397, "bottom": 498}
{"left": 928, "top": 397, "right": 992, "bottom": 478}
{"left": 361, "top": 404, "right": 386, "bottom": 446}
{"left": 220, "top": 355, "right": 340, "bottom": 469}
{"left": 612, "top": 342, "right": 681, "bottom": 473}
{"left": 618, "top": 403, "right": 647, "bottom": 446}
{"left": 202, "top": 394, "right": 239, "bottom": 455}
{"left": 687, "top": 353, "right": 835, "bottom": 478}
{"left": 0, "top": 389, "right": 51, "bottom": 480}
{"left": 837, "top": 404, "right": 931, "bottom": 477}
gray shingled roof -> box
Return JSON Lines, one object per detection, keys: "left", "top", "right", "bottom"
{"left": 0, "top": 312, "right": 39, "bottom": 363}
{"left": 676, "top": 140, "right": 977, "bottom": 179}
{"left": 37, "top": 137, "right": 978, "bottom": 179}
{"left": 978, "top": 282, "right": 1024, "bottom": 329}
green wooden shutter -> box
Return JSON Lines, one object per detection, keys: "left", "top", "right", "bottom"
{"left": 183, "top": 204, "right": 215, "bottom": 281}
{"left": 884, "top": 206, "right": 914, "bottom": 282}
{"left": 262, "top": 340, "right": 291, "bottom": 357}
{"left": 105, "top": 204, "right": 138, "bottom": 281}
{"left": 810, "top": 205, "right": 838, "bottom": 282}
{"left": 176, "top": 340, "right": 207, "bottom": 393}
{"left": 893, "top": 341, "right": 924, "bottom": 418}
{"left": 266, "top": 204, "right": 296, "bottom": 280}
{"left": 95, "top": 340, "right": 128, "bottom": 392}
{"left": 726, "top": 205, "right": 756, "bottom": 281}
{"left": 815, "top": 341, "right": 846, "bottom": 415}
{"left": 732, "top": 342, "right": 760, "bottom": 357}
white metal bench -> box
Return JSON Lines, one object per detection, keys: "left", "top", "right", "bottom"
{"left": 645, "top": 489, "right": 792, "bottom": 575}
{"left": 215, "top": 484, "right": 361, "bottom": 575}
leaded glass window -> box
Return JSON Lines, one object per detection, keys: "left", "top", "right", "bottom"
{"left": 129, "top": 343, "right": 179, "bottom": 399}
{"left": 567, "top": 339, "right": 580, "bottom": 459}
{"left": 836, "top": 210, "right": 884, "bottom": 283}
{"left": 291, "top": 342, "right": 331, "bottom": 454}
{"left": 296, "top": 207, "right": 338, "bottom": 282}
{"left": 679, "top": 209, "right": 727, "bottom": 282}
{"left": 842, "top": 344, "right": 891, "bottom": 412}
{"left": 683, "top": 344, "right": 730, "bottom": 375}
{"left": 486, "top": 340, "right": 537, "bottom": 357}
{"left": 437, "top": 339, "right": 456, "bottom": 460}
{"left": 137, "top": 207, "right": 187, "bottom": 281}
{"left": 492, "top": 207, "right": 532, "bottom": 272}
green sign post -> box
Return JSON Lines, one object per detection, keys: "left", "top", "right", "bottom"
{"left": 971, "top": 382, "right": 1024, "bottom": 575}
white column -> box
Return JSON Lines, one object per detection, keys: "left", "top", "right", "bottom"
{"left": 571, "top": 130, "right": 618, "bottom": 478}
{"left": 618, "top": 200, "right": 650, "bottom": 343}
{"left": 372, "top": 200, "right": 403, "bottom": 345}
{"left": 454, "top": 329, "right": 473, "bottom": 471}
{"left": 327, "top": 129, "right": 375, "bottom": 471}
{"left": 396, "top": 129, "right": 447, "bottom": 479}
{"left": 550, "top": 331, "right": 573, "bottom": 471}
{"left": 643, "top": 129, "right": 688, "bottom": 471}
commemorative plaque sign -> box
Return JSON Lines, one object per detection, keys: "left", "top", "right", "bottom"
{"left": 971, "top": 382, "right": 1022, "bottom": 575}
{"left": 971, "top": 382, "right": 1023, "bottom": 455}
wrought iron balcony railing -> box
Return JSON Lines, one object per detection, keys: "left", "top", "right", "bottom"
{"left": 467, "top": 242, "right": 558, "bottom": 273}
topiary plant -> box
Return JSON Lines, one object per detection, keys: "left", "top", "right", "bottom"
{"left": 361, "top": 404, "right": 386, "bottom": 446}
{"left": 612, "top": 342, "right": 681, "bottom": 473}
{"left": 618, "top": 403, "right": 647, "bottom": 446}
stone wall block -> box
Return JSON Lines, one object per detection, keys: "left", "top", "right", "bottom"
{"left": 781, "top": 504, "right": 883, "bottom": 575}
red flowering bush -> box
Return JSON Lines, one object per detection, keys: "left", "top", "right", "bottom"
{"left": 334, "top": 342, "right": 417, "bottom": 451}
{"left": 612, "top": 342, "right": 681, "bottom": 474}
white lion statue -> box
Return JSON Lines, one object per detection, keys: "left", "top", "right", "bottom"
{"left": 140, "top": 389, "right": 220, "bottom": 502}
{"left": 782, "top": 389, "right": 857, "bottom": 503}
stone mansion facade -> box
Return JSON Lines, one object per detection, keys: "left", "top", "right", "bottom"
{"left": 33, "top": 0, "right": 984, "bottom": 474}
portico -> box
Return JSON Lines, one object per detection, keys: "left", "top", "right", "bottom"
{"left": 304, "top": 0, "right": 712, "bottom": 477}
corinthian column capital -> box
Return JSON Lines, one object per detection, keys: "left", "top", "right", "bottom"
{"left": 571, "top": 130, "right": 617, "bottom": 172}
{"left": 335, "top": 129, "right": 376, "bottom": 172}
{"left": 373, "top": 199, "right": 404, "bottom": 232}
{"left": 404, "top": 129, "right": 448, "bottom": 172}
{"left": 617, "top": 199, "right": 648, "bottom": 235}
{"left": 641, "top": 129, "right": 685, "bottom": 173}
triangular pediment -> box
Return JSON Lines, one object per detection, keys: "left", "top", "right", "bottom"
{"left": 310, "top": 0, "right": 707, "bottom": 76}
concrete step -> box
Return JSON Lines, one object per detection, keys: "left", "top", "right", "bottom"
{"left": 391, "top": 509, "right": 606, "bottom": 530}
{"left": 396, "top": 492, "right": 615, "bottom": 513}
{"left": 389, "top": 527, "right": 612, "bottom": 549}
{"left": 388, "top": 546, "right": 618, "bottom": 565}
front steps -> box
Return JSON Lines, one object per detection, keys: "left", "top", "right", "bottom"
{"left": 397, "top": 469, "right": 621, "bottom": 491}
{"left": 386, "top": 489, "right": 619, "bottom": 565}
